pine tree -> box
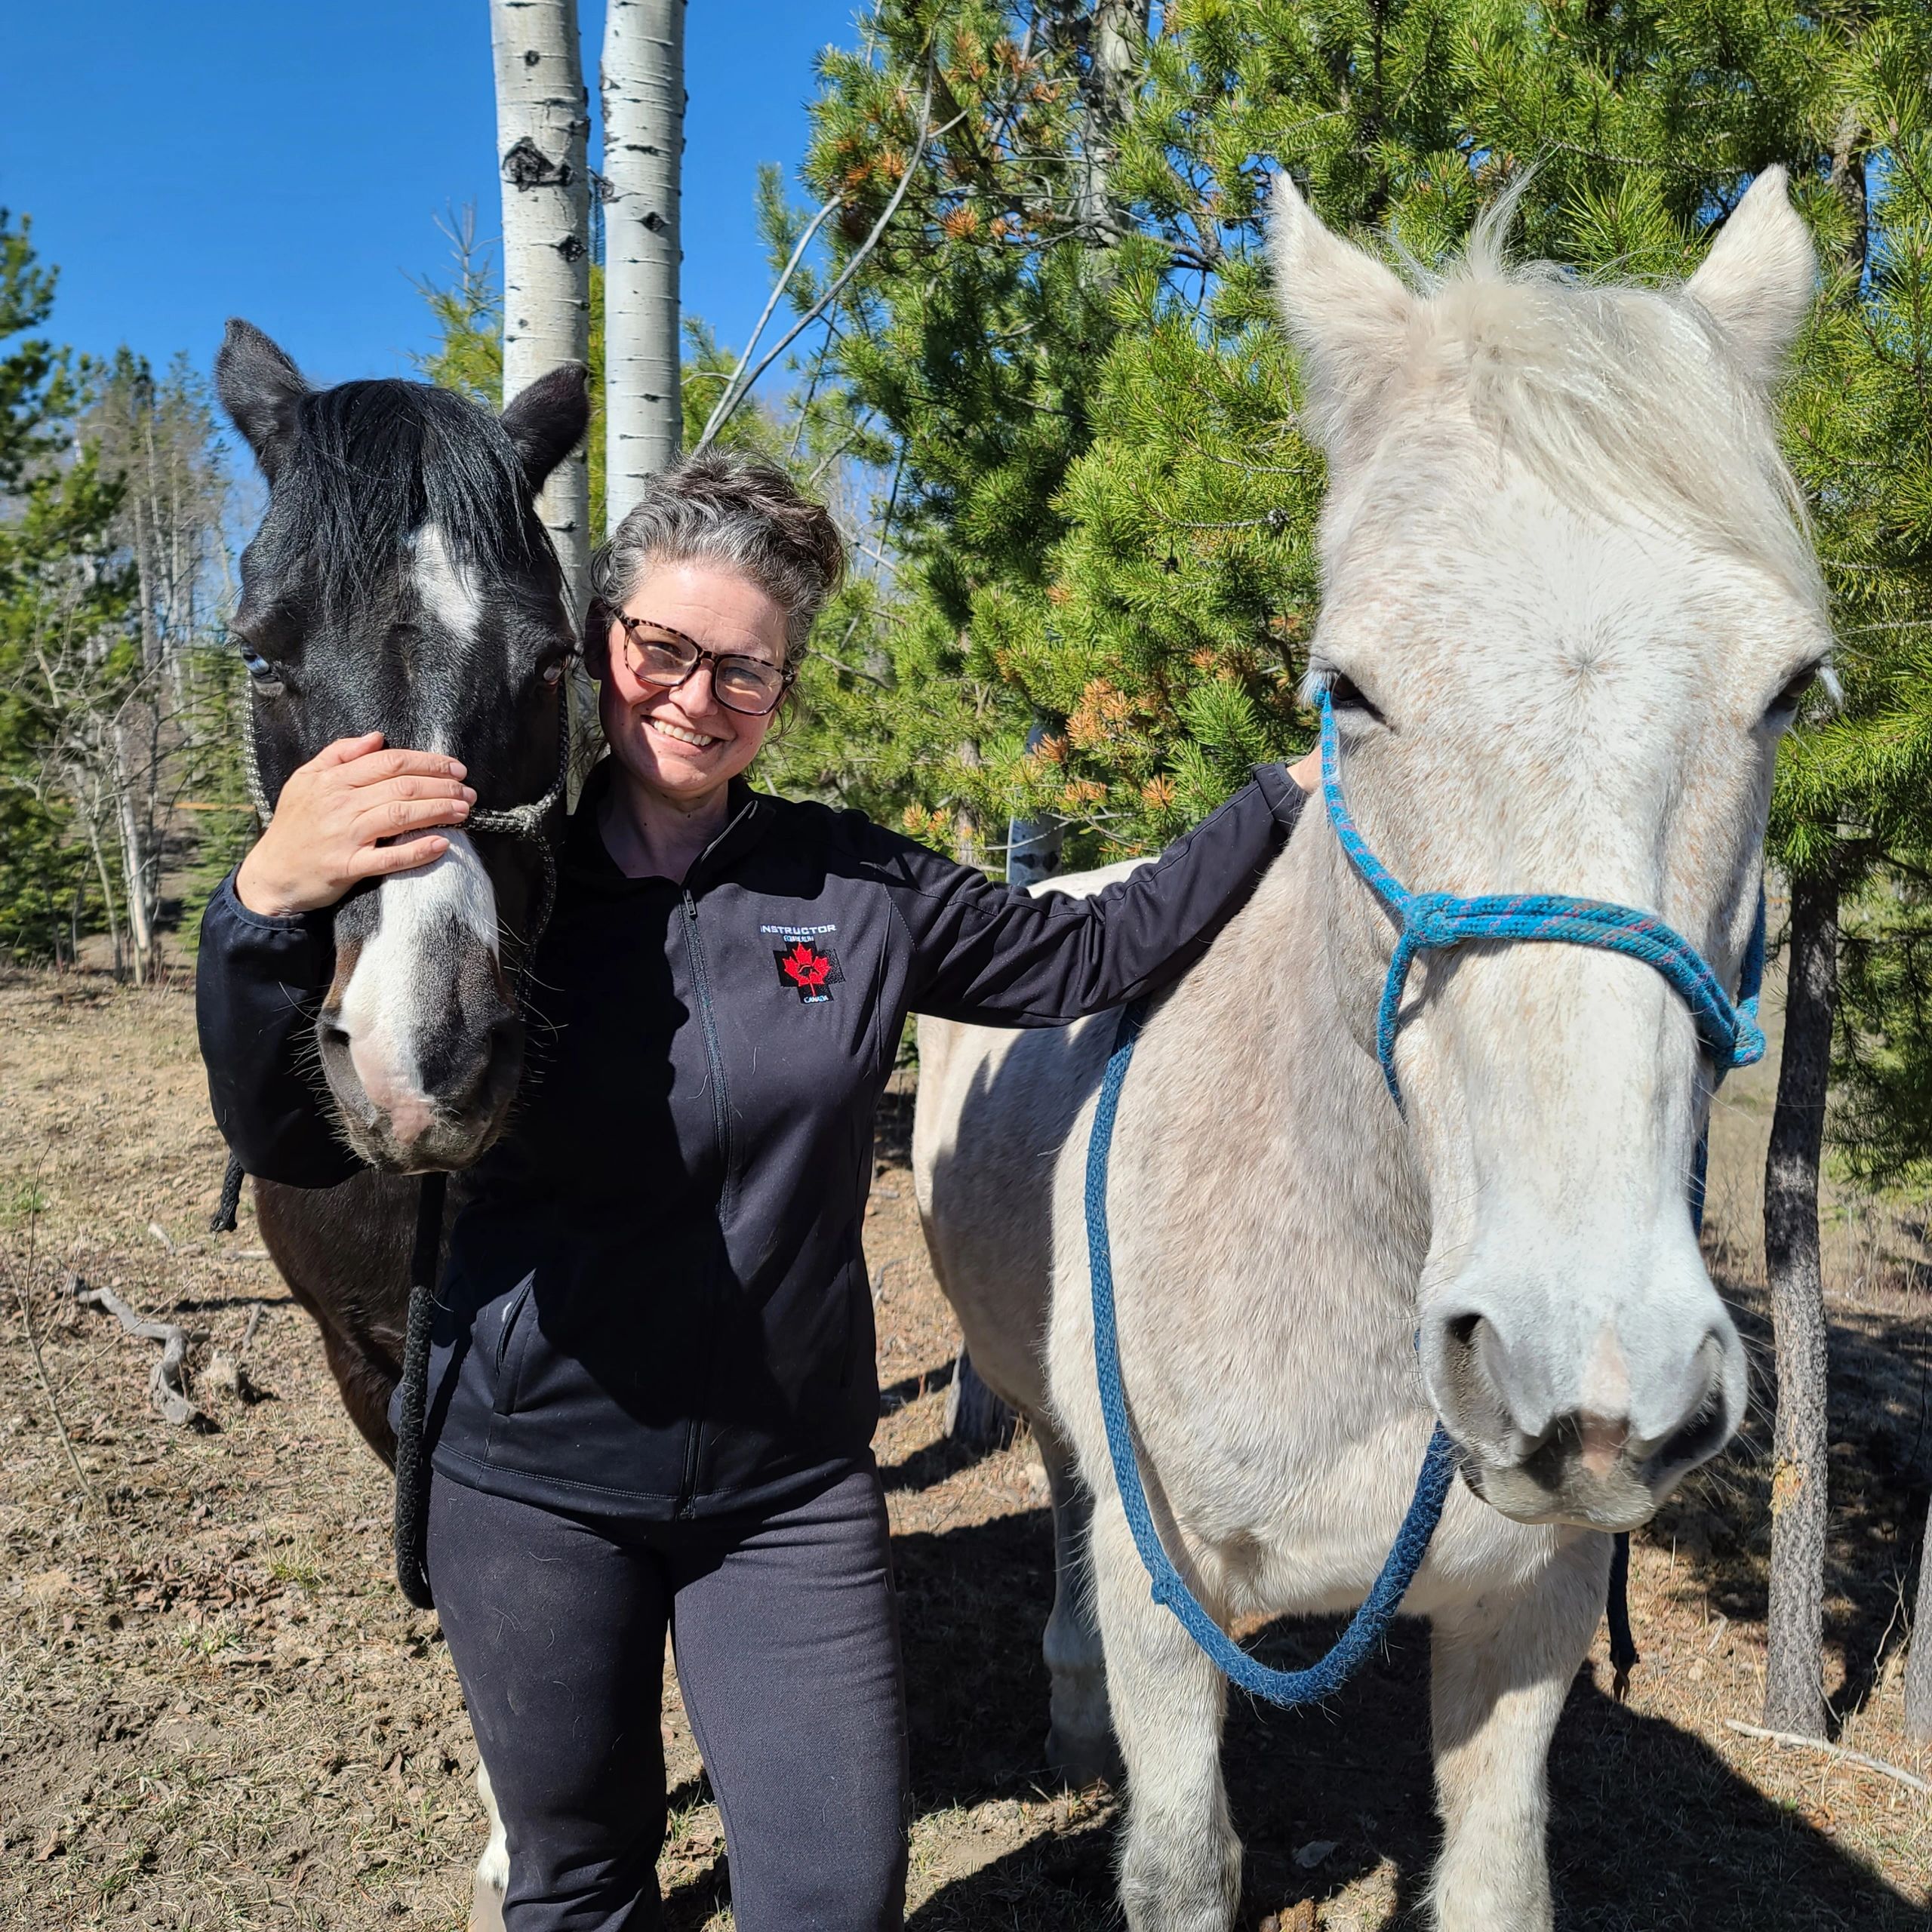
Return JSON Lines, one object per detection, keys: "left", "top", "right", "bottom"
{"left": 1770, "top": 5, "right": 1932, "bottom": 1740}
{"left": 0, "top": 213, "right": 128, "bottom": 966}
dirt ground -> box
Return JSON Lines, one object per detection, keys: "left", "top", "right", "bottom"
{"left": 1, "top": 965, "right": 1927, "bottom": 1930}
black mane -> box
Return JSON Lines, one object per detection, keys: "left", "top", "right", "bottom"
{"left": 275, "top": 379, "right": 540, "bottom": 611}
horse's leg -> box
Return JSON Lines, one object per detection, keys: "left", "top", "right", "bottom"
{"left": 1091, "top": 1494, "right": 1239, "bottom": 1932}
{"left": 304, "top": 1305, "right": 400, "bottom": 1463}
{"left": 469, "top": 1752, "right": 509, "bottom": 1932}
{"left": 1038, "top": 1424, "right": 1115, "bottom": 1786}
{"left": 1426, "top": 1531, "right": 1607, "bottom": 1932}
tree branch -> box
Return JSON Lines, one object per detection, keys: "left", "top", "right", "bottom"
{"left": 693, "top": 193, "right": 841, "bottom": 452}
{"left": 696, "top": 73, "right": 965, "bottom": 451}
{"left": 1722, "top": 1720, "right": 1929, "bottom": 1795}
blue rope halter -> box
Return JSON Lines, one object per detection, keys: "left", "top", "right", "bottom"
{"left": 1084, "top": 690, "right": 1767, "bottom": 1711}
{"left": 1317, "top": 692, "right": 1767, "bottom": 1106}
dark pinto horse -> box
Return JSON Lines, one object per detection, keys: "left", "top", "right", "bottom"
{"left": 213, "top": 320, "right": 587, "bottom": 1460}
{"left": 214, "top": 323, "right": 587, "bottom": 1927}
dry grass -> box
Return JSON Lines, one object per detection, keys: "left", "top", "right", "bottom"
{"left": 0, "top": 967, "right": 1927, "bottom": 1929}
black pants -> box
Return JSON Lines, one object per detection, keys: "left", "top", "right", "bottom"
{"left": 428, "top": 1463, "right": 910, "bottom": 1931}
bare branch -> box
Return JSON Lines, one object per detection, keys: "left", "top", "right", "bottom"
{"left": 1721, "top": 1720, "right": 1930, "bottom": 1795}
{"left": 697, "top": 73, "right": 968, "bottom": 451}
{"left": 69, "top": 1274, "right": 205, "bottom": 1428}
{"left": 2, "top": 1193, "right": 92, "bottom": 1503}
{"left": 694, "top": 195, "right": 842, "bottom": 453}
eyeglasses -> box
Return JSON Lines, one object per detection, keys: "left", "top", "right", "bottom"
{"left": 612, "top": 612, "right": 792, "bottom": 718}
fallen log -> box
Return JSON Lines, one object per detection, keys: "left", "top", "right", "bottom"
{"left": 67, "top": 1274, "right": 206, "bottom": 1427}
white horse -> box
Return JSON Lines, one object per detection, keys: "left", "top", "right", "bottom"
{"left": 912, "top": 166, "right": 1828, "bottom": 1930}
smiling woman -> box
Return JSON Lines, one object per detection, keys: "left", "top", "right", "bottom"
{"left": 197, "top": 446, "right": 1318, "bottom": 1932}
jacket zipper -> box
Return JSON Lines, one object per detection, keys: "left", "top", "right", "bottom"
{"left": 675, "top": 888, "right": 731, "bottom": 1518}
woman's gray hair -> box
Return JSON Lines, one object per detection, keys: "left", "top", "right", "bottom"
{"left": 586, "top": 451, "right": 847, "bottom": 666}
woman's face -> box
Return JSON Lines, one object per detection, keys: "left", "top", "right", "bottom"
{"left": 596, "top": 559, "right": 789, "bottom": 808}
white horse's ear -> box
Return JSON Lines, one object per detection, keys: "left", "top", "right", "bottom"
{"left": 1685, "top": 166, "right": 1817, "bottom": 387}
{"left": 1269, "top": 172, "right": 1416, "bottom": 466}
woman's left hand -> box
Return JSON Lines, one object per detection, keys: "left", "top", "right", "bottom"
{"left": 1287, "top": 746, "right": 1322, "bottom": 794}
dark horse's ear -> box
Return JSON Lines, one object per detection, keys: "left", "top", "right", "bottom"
{"left": 500, "top": 363, "right": 590, "bottom": 494}
{"left": 216, "top": 320, "right": 308, "bottom": 484}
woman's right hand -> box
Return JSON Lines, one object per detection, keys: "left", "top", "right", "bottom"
{"left": 233, "top": 734, "right": 477, "bottom": 918}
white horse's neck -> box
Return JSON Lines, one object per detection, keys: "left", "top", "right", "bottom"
{"left": 1156, "top": 811, "right": 1431, "bottom": 1371}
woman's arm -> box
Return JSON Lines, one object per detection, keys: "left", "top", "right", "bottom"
{"left": 890, "top": 762, "right": 1310, "bottom": 1026}
{"left": 197, "top": 878, "right": 362, "bottom": 1186}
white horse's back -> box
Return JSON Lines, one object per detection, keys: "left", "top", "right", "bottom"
{"left": 912, "top": 858, "right": 1148, "bottom": 1416}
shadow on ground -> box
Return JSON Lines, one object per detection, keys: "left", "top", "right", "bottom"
{"left": 888, "top": 1474, "right": 1924, "bottom": 1930}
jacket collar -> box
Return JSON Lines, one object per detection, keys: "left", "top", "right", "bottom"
{"left": 563, "top": 758, "right": 774, "bottom": 896}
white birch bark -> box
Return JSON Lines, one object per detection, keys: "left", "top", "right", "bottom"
{"left": 602, "top": 0, "right": 685, "bottom": 524}
{"left": 1075, "top": 0, "right": 1149, "bottom": 244}
{"left": 491, "top": 0, "right": 592, "bottom": 609}
{"left": 112, "top": 716, "right": 155, "bottom": 984}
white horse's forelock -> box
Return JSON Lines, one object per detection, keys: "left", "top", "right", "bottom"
{"left": 1332, "top": 183, "right": 1826, "bottom": 616}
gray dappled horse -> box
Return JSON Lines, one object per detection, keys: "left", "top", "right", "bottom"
{"left": 914, "top": 170, "right": 1829, "bottom": 1930}
{"left": 215, "top": 321, "right": 587, "bottom": 1924}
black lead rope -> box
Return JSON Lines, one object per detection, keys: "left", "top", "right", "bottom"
{"left": 1607, "top": 1530, "right": 1638, "bottom": 1699}
{"left": 392, "top": 1169, "right": 448, "bottom": 1611}
{"left": 211, "top": 1149, "right": 246, "bottom": 1235}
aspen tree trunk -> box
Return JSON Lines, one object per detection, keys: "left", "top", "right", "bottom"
{"left": 112, "top": 715, "right": 155, "bottom": 985}
{"left": 1005, "top": 718, "right": 1064, "bottom": 886}
{"left": 601, "top": 0, "right": 685, "bottom": 525}
{"left": 1074, "top": 0, "right": 1149, "bottom": 244}
{"left": 491, "top": 0, "right": 592, "bottom": 608}
{"left": 80, "top": 780, "right": 125, "bottom": 981}
{"left": 1761, "top": 873, "right": 1838, "bottom": 1737}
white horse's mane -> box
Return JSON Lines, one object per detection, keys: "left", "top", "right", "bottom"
{"left": 1375, "top": 189, "right": 1826, "bottom": 613}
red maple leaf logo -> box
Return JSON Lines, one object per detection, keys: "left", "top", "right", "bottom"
{"left": 780, "top": 940, "right": 832, "bottom": 992}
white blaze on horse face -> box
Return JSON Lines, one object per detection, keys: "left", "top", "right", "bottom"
{"left": 335, "top": 832, "right": 500, "bottom": 1145}
{"left": 331, "top": 526, "right": 502, "bottom": 1152}
{"left": 412, "top": 522, "right": 484, "bottom": 642}
{"left": 1274, "top": 169, "right": 1826, "bottom": 1522}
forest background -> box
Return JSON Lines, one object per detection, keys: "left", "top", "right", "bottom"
{"left": 2, "top": 0, "right": 1930, "bottom": 1740}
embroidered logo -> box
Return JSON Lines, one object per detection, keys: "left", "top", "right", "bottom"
{"left": 761, "top": 923, "right": 842, "bottom": 1004}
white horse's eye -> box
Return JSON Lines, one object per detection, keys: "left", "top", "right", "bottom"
{"left": 1325, "top": 672, "right": 1383, "bottom": 721}
{"left": 1769, "top": 664, "right": 1821, "bottom": 717}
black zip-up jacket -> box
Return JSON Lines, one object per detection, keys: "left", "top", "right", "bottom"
{"left": 198, "top": 760, "right": 1305, "bottom": 1520}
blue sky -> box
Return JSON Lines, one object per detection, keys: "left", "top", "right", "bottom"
{"left": 0, "top": 2, "right": 866, "bottom": 389}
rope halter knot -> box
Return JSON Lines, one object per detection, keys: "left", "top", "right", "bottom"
{"left": 1316, "top": 691, "right": 1767, "bottom": 1108}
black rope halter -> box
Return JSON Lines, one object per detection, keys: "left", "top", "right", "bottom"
{"left": 212, "top": 691, "right": 571, "bottom": 1610}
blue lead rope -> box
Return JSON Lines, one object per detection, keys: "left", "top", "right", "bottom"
{"left": 1087, "top": 998, "right": 1457, "bottom": 1708}
{"left": 1084, "top": 691, "right": 1770, "bottom": 1711}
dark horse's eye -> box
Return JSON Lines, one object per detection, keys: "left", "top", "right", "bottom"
{"left": 238, "top": 641, "right": 280, "bottom": 685}
{"left": 540, "top": 654, "right": 569, "bottom": 688}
